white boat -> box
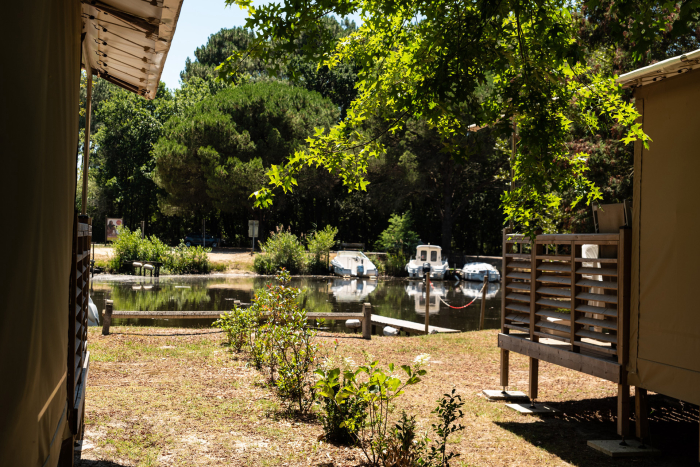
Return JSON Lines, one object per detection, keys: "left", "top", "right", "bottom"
{"left": 331, "top": 278, "right": 377, "bottom": 302}
{"left": 405, "top": 280, "right": 447, "bottom": 314}
{"left": 460, "top": 262, "right": 501, "bottom": 282}
{"left": 459, "top": 280, "right": 500, "bottom": 300}
{"left": 330, "top": 251, "right": 378, "bottom": 277}
{"left": 405, "top": 245, "right": 449, "bottom": 280}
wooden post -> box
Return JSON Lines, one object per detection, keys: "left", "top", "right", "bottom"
{"left": 81, "top": 71, "right": 93, "bottom": 215}
{"left": 424, "top": 273, "right": 430, "bottom": 334}
{"left": 362, "top": 302, "right": 371, "bottom": 340}
{"left": 479, "top": 273, "right": 488, "bottom": 330}
{"left": 617, "top": 227, "right": 632, "bottom": 437}
{"left": 570, "top": 242, "right": 582, "bottom": 352}
{"left": 529, "top": 230, "right": 542, "bottom": 401}
{"left": 500, "top": 228, "right": 511, "bottom": 391}
{"left": 635, "top": 387, "right": 649, "bottom": 441}
{"left": 102, "top": 300, "right": 113, "bottom": 335}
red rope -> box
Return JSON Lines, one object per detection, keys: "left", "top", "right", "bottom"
{"left": 438, "top": 283, "right": 486, "bottom": 309}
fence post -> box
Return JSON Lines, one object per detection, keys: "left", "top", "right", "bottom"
{"left": 362, "top": 303, "right": 371, "bottom": 340}
{"left": 479, "top": 273, "right": 488, "bottom": 330}
{"left": 102, "top": 300, "right": 113, "bottom": 336}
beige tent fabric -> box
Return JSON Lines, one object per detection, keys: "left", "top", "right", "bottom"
{"left": 0, "top": 0, "right": 81, "bottom": 465}
{"left": 626, "top": 68, "right": 700, "bottom": 405}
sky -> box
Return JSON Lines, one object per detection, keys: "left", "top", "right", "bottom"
{"left": 160, "top": 0, "right": 362, "bottom": 90}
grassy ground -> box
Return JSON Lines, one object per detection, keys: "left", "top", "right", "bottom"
{"left": 78, "top": 327, "right": 699, "bottom": 467}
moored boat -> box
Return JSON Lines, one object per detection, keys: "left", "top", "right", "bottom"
{"left": 405, "top": 245, "right": 449, "bottom": 280}
{"left": 459, "top": 262, "right": 501, "bottom": 282}
{"left": 330, "top": 250, "right": 378, "bottom": 277}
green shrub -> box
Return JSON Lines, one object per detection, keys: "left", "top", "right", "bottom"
{"left": 375, "top": 212, "right": 420, "bottom": 254}
{"left": 213, "top": 305, "right": 249, "bottom": 351}
{"left": 109, "top": 227, "right": 211, "bottom": 274}
{"left": 165, "top": 242, "right": 211, "bottom": 274}
{"left": 306, "top": 225, "right": 338, "bottom": 274}
{"left": 253, "top": 228, "right": 307, "bottom": 274}
{"left": 385, "top": 252, "right": 408, "bottom": 277}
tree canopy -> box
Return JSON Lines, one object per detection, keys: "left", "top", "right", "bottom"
{"left": 153, "top": 81, "right": 339, "bottom": 218}
{"left": 219, "top": 0, "right": 650, "bottom": 235}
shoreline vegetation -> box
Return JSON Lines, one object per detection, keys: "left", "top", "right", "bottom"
{"left": 78, "top": 326, "right": 699, "bottom": 467}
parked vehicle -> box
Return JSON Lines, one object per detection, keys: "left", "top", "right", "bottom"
{"left": 330, "top": 250, "right": 378, "bottom": 277}
{"left": 405, "top": 245, "right": 449, "bottom": 280}
{"left": 183, "top": 233, "right": 221, "bottom": 247}
{"left": 460, "top": 262, "right": 501, "bottom": 282}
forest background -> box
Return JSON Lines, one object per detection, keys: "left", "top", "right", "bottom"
{"left": 77, "top": 6, "right": 700, "bottom": 259}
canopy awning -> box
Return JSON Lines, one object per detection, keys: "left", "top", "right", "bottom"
{"left": 81, "top": 0, "right": 185, "bottom": 99}
{"left": 616, "top": 48, "right": 700, "bottom": 89}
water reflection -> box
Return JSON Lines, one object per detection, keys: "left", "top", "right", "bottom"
{"left": 90, "top": 275, "right": 502, "bottom": 332}
{"left": 331, "top": 279, "right": 377, "bottom": 302}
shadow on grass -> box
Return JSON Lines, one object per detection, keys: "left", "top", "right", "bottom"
{"left": 76, "top": 459, "right": 129, "bottom": 467}
{"left": 495, "top": 394, "right": 699, "bottom": 466}
{"left": 109, "top": 330, "right": 223, "bottom": 337}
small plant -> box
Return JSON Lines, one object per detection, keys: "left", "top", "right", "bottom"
{"left": 306, "top": 225, "right": 338, "bottom": 273}
{"left": 314, "top": 367, "right": 368, "bottom": 444}
{"left": 383, "top": 412, "right": 426, "bottom": 467}
{"left": 425, "top": 389, "right": 465, "bottom": 467}
{"left": 316, "top": 352, "right": 428, "bottom": 465}
{"left": 212, "top": 305, "right": 249, "bottom": 351}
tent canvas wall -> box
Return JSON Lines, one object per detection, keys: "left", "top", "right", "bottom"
{"left": 0, "top": 0, "right": 183, "bottom": 465}
{"left": 619, "top": 60, "right": 700, "bottom": 406}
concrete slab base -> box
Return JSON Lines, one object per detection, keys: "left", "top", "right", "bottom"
{"left": 506, "top": 403, "right": 559, "bottom": 415}
{"left": 483, "top": 389, "right": 529, "bottom": 401}
{"left": 587, "top": 439, "right": 660, "bottom": 457}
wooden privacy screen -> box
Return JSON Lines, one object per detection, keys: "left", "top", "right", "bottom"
{"left": 501, "top": 231, "right": 628, "bottom": 357}
{"left": 67, "top": 213, "right": 91, "bottom": 436}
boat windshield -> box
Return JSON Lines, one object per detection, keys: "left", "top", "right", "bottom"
{"left": 420, "top": 250, "right": 427, "bottom": 261}
{"left": 431, "top": 251, "right": 437, "bottom": 261}
{"left": 337, "top": 251, "right": 367, "bottom": 259}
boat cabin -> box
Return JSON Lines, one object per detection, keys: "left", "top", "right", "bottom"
{"left": 406, "top": 245, "right": 450, "bottom": 279}
{"left": 497, "top": 48, "right": 700, "bottom": 458}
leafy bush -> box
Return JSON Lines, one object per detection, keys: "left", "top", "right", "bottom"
{"left": 385, "top": 252, "right": 408, "bottom": 277}
{"left": 253, "top": 228, "right": 307, "bottom": 274}
{"left": 314, "top": 353, "right": 428, "bottom": 466}
{"left": 307, "top": 225, "right": 338, "bottom": 274}
{"left": 165, "top": 242, "right": 211, "bottom": 274}
{"left": 375, "top": 213, "right": 420, "bottom": 254}
{"left": 213, "top": 305, "right": 249, "bottom": 351}
{"left": 109, "top": 227, "right": 211, "bottom": 274}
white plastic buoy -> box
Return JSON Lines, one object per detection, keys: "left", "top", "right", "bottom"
{"left": 383, "top": 326, "right": 399, "bottom": 336}
{"left": 345, "top": 319, "right": 361, "bottom": 329}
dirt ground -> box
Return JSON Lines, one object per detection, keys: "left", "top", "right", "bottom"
{"left": 93, "top": 246, "right": 258, "bottom": 273}
{"left": 76, "top": 328, "right": 699, "bottom": 467}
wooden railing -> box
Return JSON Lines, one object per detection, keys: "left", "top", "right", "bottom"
{"left": 501, "top": 229, "right": 631, "bottom": 358}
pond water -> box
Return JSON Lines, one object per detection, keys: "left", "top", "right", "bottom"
{"left": 90, "top": 275, "right": 502, "bottom": 333}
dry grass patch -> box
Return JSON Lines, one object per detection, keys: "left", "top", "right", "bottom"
{"left": 79, "top": 328, "right": 698, "bottom": 466}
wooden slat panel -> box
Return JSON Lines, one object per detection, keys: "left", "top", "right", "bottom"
{"left": 576, "top": 292, "right": 618, "bottom": 304}
{"left": 535, "top": 255, "right": 572, "bottom": 261}
{"left": 537, "top": 286, "right": 571, "bottom": 297}
{"left": 537, "top": 263, "right": 570, "bottom": 273}
{"left": 497, "top": 334, "right": 621, "bottom": 383}
{"left": 576, "top": 329, "right": 618, "bottom": 344}
{"left": 576, "top": 316, "right": 618, "bottom": 331}
{"left": 533, "top": 331, "right": 569, "bottom": 343}
{"left": 506, "top": 272, "right": 531, "bottom": 280}
{"left": 506, "top": 314, "right": 530, "bottom": 324}
{"left": 536, "top": 298, "right": 571, "bottom": 310}
{"left": 504, "top": 323, "right": 530, "bottom": 333}
{"left": 536, "top": 309, "right": 571, "bottom": 321}
{"left": 506, "top": 293, "right": 530, "bottom": 303}
{"left": 506, "top": 253, "right": 530, "bottom": 259}
{"left": 576, "top": 279, "right": 618, "bottom": 290}
{"left": 575, "top": 257, "right": 617, "bottom": 263}
{"left": 506, "top": 282, "right": 531, "bottom": 292}
{"left": 507, "top": 261, "right": 531, "bottom": 269}
{"left": 536, "top": 233, "right": 619, "bottom": 242}
{"left": 536, "top": 319, "right": 571, "bottom": 334}
{"left": 573, "top": 340, "right": 617, "bottom": 356}
{"left": 506, "top": 303, "right": 531, "bottom": 314}
{"left": 577, "top": 267, "right": 618, "bottom": 276}
{"left": 537, "top": 275, "right": 571, "bottom": 285}
{"left": 575, "top": 304, "right": 617, "bottom": 318}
